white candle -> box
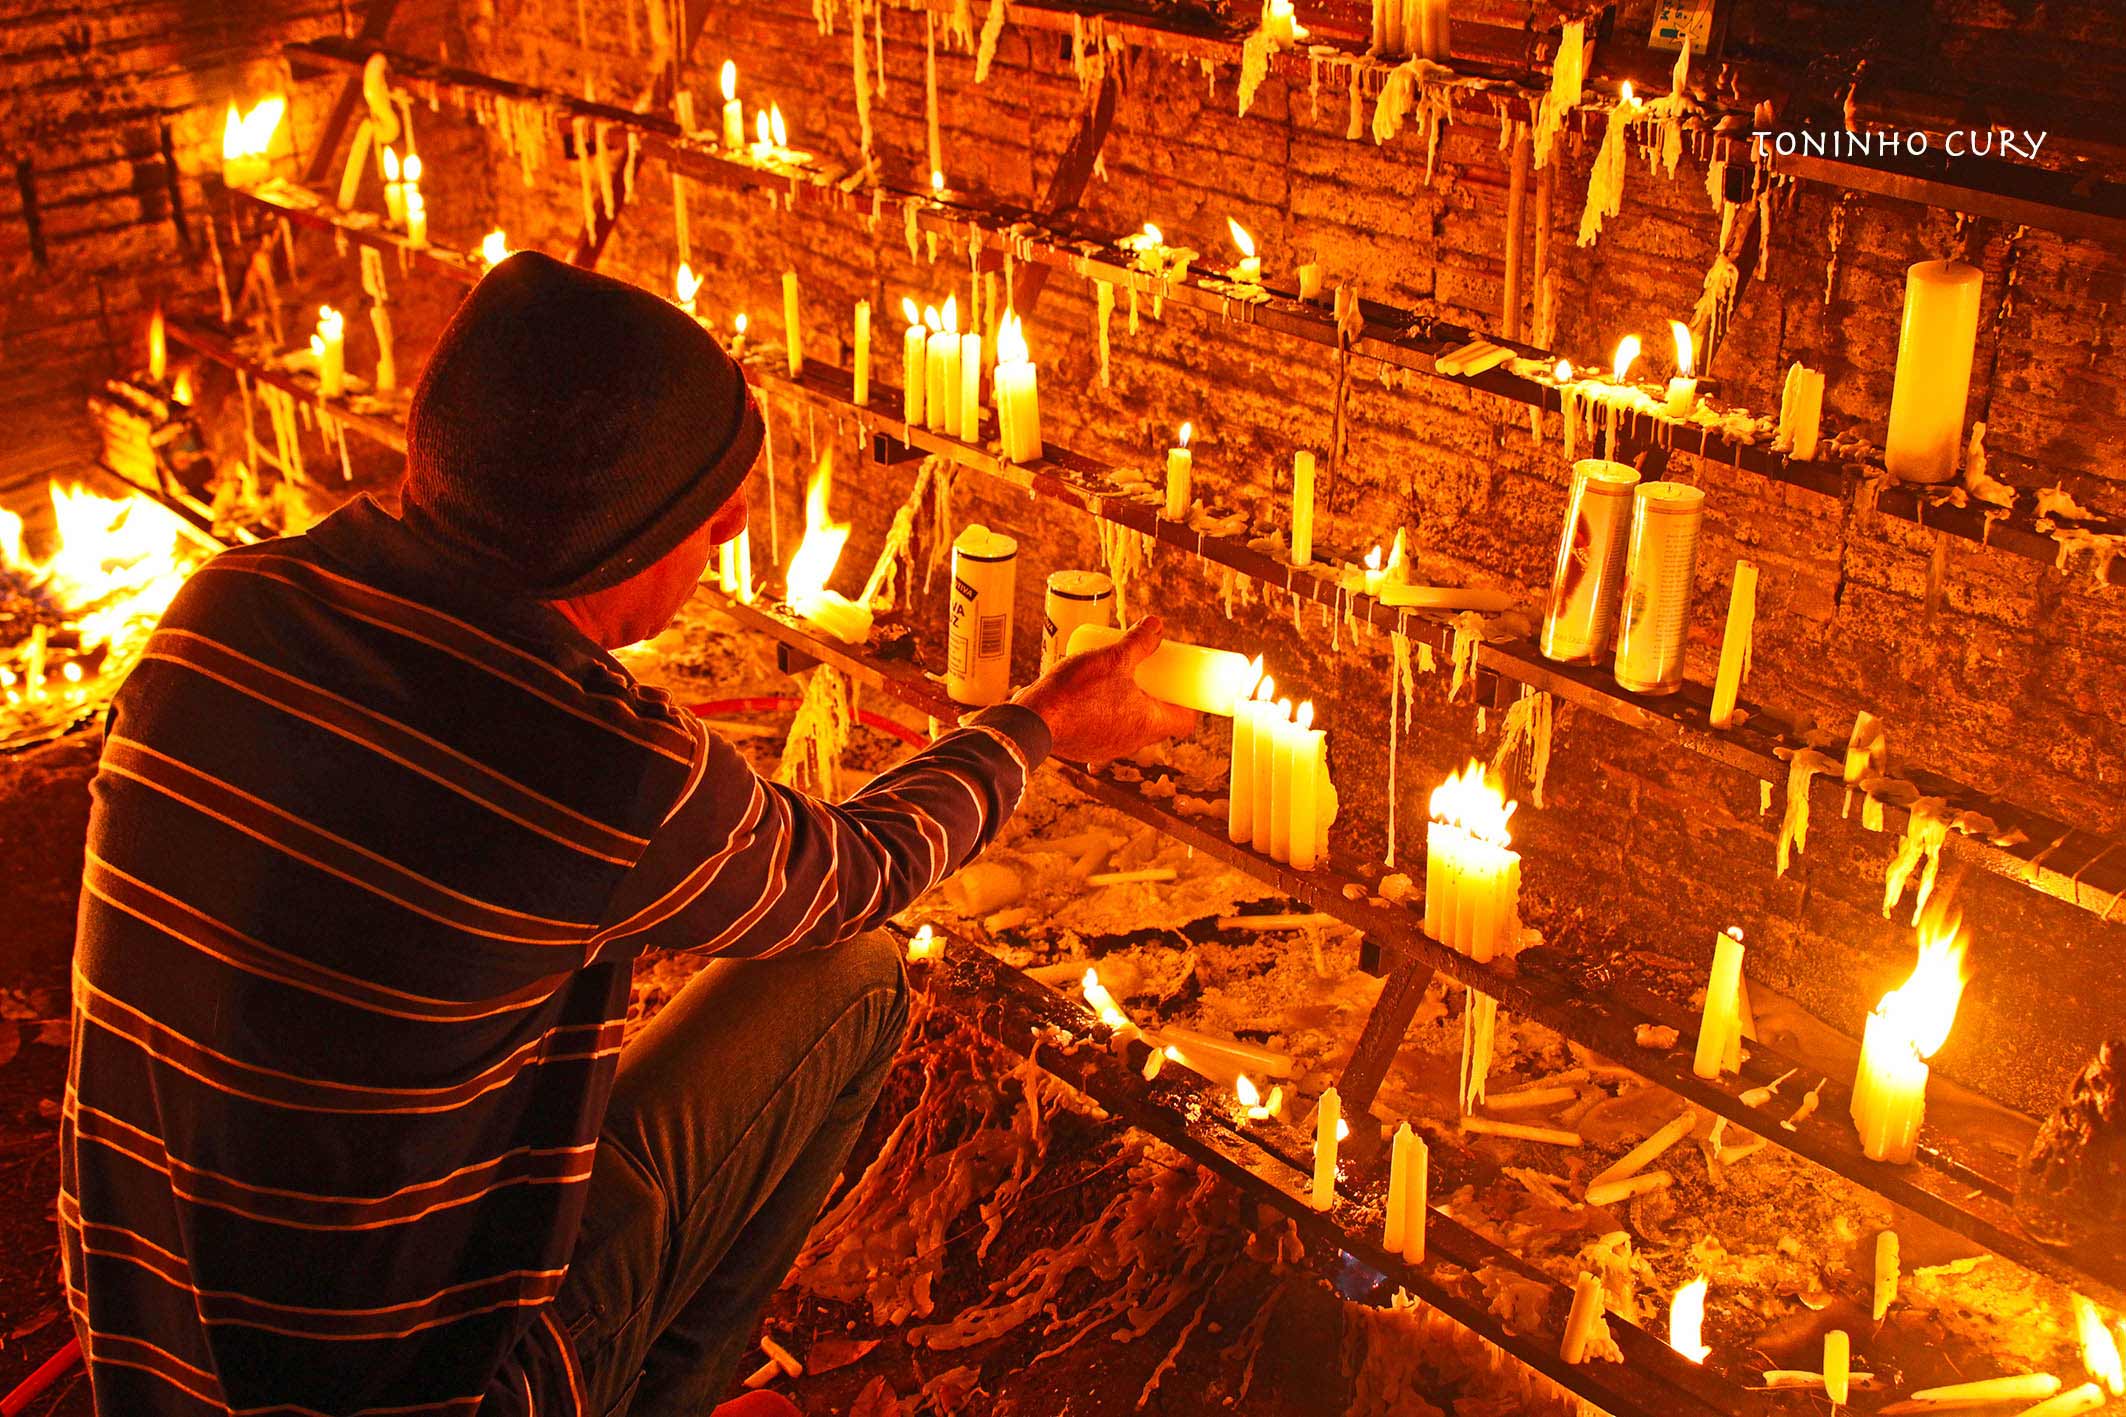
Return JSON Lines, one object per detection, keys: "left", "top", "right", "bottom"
{"left": 1873, "top": 1231, "right": 1899, "bottom": 1320}
{"left": 1709, "top": 560, "right": 1757, "bottom": 728}
{"left": 926, "top": 319, "right": 960, "bottom": 436}
{"left": 1401, "top": 1127, "right": 1427, "bottom": 1261}
{"left": 946, "top": 524, "right": 1017, "bottom": 706}
{"left": 1560, "top": 1272, "right": 1605, "bottom": 1363}
{"left": 1383, "top": 1122, "right": 1412, "bottom": 1254}
{"left": 674, "top": 263, "right": 701, "bottom": 317}
{"left": 1067, "top": 625, "right": 1258, "bottom": 716}
{"left": 1310, "top": 1086, "right": 1340, "bottom": 1211}
{"left": 1851, "top": 920, "right": 1967, "bottom": 1164}
{"left": 2011, "top": 1385, "right": 2105, "bottom": 1417}
{"left": 1291, "top": 450, "right": 1316, "bottom": 566}
{"left": 1421, "top": 764, "right": 1519, "bottom": 961}
{"left": 783, "top": 271, "right": 804, "bottom": 378}
{"left": 901, "top": 299, "right": 927, "bottom": 427}
{"left": 720, "top": 61, "right": 744, "bottom": 150}
{"left": 311, "top": 305, "right": 345, "bottom": 399}
{"left": 1228, "top": 217, "right": 1261, "bottom": 283}
{"left": 1825, "top": 1330, "right": 1850, "bottom": 1405}
{"left": 852, "top": 300, "right": 871, "bottom": 407}
{"left": 1297, "top": 263, "right": 1324, "bottom": 302}
{"left": 993, "top": 312, "right": 1042, "bottom": 462}
{"left": 1160, "top": 1027, "right": 1292, "bottom": 1079}
{"left": 1250, "top": 682, "right": 1282, "bottom": 855}
{"left": 1664, "top": 320, "right": 1699, "bottom": 416}
{"left": 1909, "top": 1375, "right": 2062, "bottom": 1408}
{"left": 1693, "top": 926, "right": 1746, "bottom": 1079}
{"left": 1227, "top": 667, "right": 1269, "bottom": 846}
{"left": 958, "top": 330, "right": 982, "bottom": 440}
{"left": 1165, "top": 423, "right": 1193, "bottom": 520}
{"left": 1885, "top": 260, "right": 1983, "bottom": 484}
{"left": 1279, "top": 701, "right": 1321, "bottom": 868}
{"left": 381, "top": 146, "right": 407, "bottom": 225}
{"left": 403, "top": 187, "right": 427, "bottom": 249}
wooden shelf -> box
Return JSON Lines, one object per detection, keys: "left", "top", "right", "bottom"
{"left": 924, "top": 935, "right": 1771, "bottom": 1417}
{"left": 234, "top": 182, "right": 484, "bottom": 289}
{"left": 705, "top": 587, "right": 2126, "bottom": 1310}
{"left": 284, "top": 36, "right": 2126, "bottom": 597}
{"left": 163, "top": 318, "right": 410, "bottom": 454}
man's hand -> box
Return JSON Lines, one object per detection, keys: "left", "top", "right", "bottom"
{"left": 1013, "top": 616, "right": 1201, "bottom": 763}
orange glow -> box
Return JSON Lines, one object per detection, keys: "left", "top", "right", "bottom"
{"left": 479, "top": 229, "right": 510, "bottom": 268}
{"left": 146, "top": 307, "right": 166, "bottom": 383}
{"left": 1429, "top": 761, "right": 1516, "bottom": 848}
{"left": 1669, "top": 1277, "right": 1711, "bottom": 1363}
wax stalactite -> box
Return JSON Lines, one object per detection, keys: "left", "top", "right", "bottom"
{"left": 1851, "top": 910, "right": 1968, "bottom": 1164}
{"left": 1165, "top": 423, "right": 1194, "bottom": 522}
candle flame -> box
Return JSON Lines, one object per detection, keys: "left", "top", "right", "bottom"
{"left": 403, "top": 153, "right": 423, "bottom": 184}
{"left": 479, "top": 229, "right": 509, "bottom": 268}
{"left": 146, "top": 307, "right": 166, "bottom": 383}
{"left": 2077, "top": 1298, "right": 2123, "bottom": 1396}
{"left": 1671, "top": 320, "right": 1696, "bottom": 378}
{"left": 1875, "top": 911, "right": 1968, "bottom": 1062}
{"left": 786, "top": 450, "right": 851, "bottom": 609}
{"left": 755, "top": 111, "right": 770, "bottom": 146}
{"left": 223, "top": 96, "right": 285, "bottom": 162}
{"left": 769, "top": 103, "right": 787, "bottom": 148}
{"left": 1334, "top": 1117, "right": 1350, "bottom": 1141}
{"left": 931, "top": 168, "right": 945, "bottom": 195}
{"left": 921, "top": 303, "right": 940, "bottom": 332}
{"left": 1244, "top": 655, "right": 1265, "bottom": 698}
{"left": 1275, "top": 697, "right": 1293, "bottom": 722}
{"left": 1612, "top": 334, "right": 1642, "bottom": 384}
{"left": 720, "top": 60, "right": 737, "bottom": 103}
{"left": 1364, "top": 544, "right": 1383, "bottom": 572}
{"left": 1429, "top": 761, "right": 1516, "bottom": 848}
{"left": 674, "top": 263, "right": 701, "bottom": 307}
{"left": 1621, "top": 81, "right": 1635, "bottom": 105}
{"left": 901, "top": 296, "right": 922, "bottom": 327}
{"left": 1669, "top": 1277, "right": 1711, "bottom": 1363}
{"left": 941, "top": 293, "right": 958, "bottom": 334}
{"left": 1227, "top": 216, "right": 1256, "bottom": 259}
{"left": 381, "top": 146, "right": 401, "bottom": 182}
{"left": 734, "top": 312, "right": 748, "bottom": 335}
{"left": 1295, "top": 700, "right": 1315, "bottom": 731}
{"left": 1080, "top": 967, "right": 1132, "bottom": 1031}
{"left": 1236, "top": 1075, "right": 1261, "bottom": 1107}
{"left": 1178, "top": 421, "right": 1193, "bottom": 449}
{"left": 317, "top": 305, "right": 343, "bottom": 340}
{"left": 171, "top": 369, "right": 193, "bottom": 404}
{"left": 1553, "top": 359, "right": 1572, "bottom": 382}
{"left": 1255, "top": 674, "right": 1276, "bottom": 703}
{"left": 1387, "top": 528, "right": 1407, "bottom": 573}
{"left": 1142, "top": 222, "right": 1163, "bottom": 245}
{"left": 996, "top": 310, "right": 1029, "bottom": 364}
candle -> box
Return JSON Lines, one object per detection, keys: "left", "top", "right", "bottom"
{"left": 852, "top": 300, "right": 871, "bottom": 406}
{"left": 2011, "top": 1385, "right": 2105, "bottom": 1417}
{"left": 674, "top": 262, "right": 701, "bottom": 317}
{"left": 310, "top": 305, "right": 345, "bottom": 399}
{"left": 731, "top": 312, "right": 747, "bottom": 353}
{"left": 783, "top": 271, "right": 804, "bottom": 378}
{"left": 1041, "top": 570, "right": 1114, "bottom": 672}
{"left": 1297, "top": 263, "right": 1324, "bottom": 301}
{"left": 1361, "top": 545, "right": 1387, "bottom": 598}
{"left": 1263, "top": 0, "right": 1301, "bottom": 45}
{"left": 1278, "top": 701, "right": 1323, "bottom": 868}
{"left": 1779, "top": 363, "right": 1826, "bottom": 461}
{"left": 946, "top": 524, "right": 1017, "bottom": 706}
{"left": 1249, "top": 680, "right": 1281, "bottom": 856}
{"left": 1850, "top": 915, "right": 1968, "bottom": 1164}
{"left": 1421, "top": 763, "right": 1520, "bottom": 963}
{"left": 926, "top": 296, "right": 960, "bottom": 436}
{"left": 904, "top": 924, "right": 940, "bottom": 962}
{"left": 1290, "top": 450, "right": 1316, "bottom": 566}
{"left": 1266, "top": 697, "right": 1295, "bottom": 863}
{"left": 1825, "top": 1330, "right": 1851, "bottom": 1405}
{"left": 720, "top": 61, "right": 744, "bottom": 150}
{"left": 901, "top": 298, "right": 928, "bottom": 427}
{"left": 1668, "top": 1277, "right": 1711, "bottom": 1363}
{"left": 1310, "top": 1086, "right": 1340, "bottom": 1211}
{"left": 716, "top": 529, "right": 754, "bottom": 603}
{"left": 1908, "top": 1376, "right": 2062, "bottom": 1409}
{"left": 993, "top": 311, "right": 1042, "bottom": 462}
{"left": 221, "top": 96, "right": 284, "bottom": 189}
{"left": 381, "top": 145, "right": 407, "bottom": 225}
{"left": 1225, "top": 660, "right": 1269, "bottom": 845}
{"left": 1165, "top": 422, "right": 1194, "bottom": 521}
{"left": 1693, "top": 926, "right": 1746, "bottom": 1079}
{"left": 959, "top": 328, "right": 982, "bottom": 441}
{"left": 1383, "top": 1121, "right": 1412, "bottom": 1254}
{"left": 403, "top": 186, "right": 428, "bottom": 249}
{"left": 1560, "top": 1273, "right": 1605, "bottom": 1363}
{"left": 1664, "top": 319, "right": 1699, "bottom": 417}
{"left": 1884, "top": 260, "right": 1983, "bottom": 484}
{"left": 1540, "top": 460, "right": 1640, "bottom": 663}
{"left": 1228, "top": 217, "right": 1261, "bottom": 283}
{"left": 1873, "top": 1231, "right": 1899, "bottom": 1320}
{"left": 1161, "top": 1027, "right": 1291, "bottom": 1079}
{"left": 1066, "top": 625, "right": 1257, "bottom": 716}
{"left": 1613, "top": 482, "right": 1705, "bottom": 695}
{"left": 1709, "top": 560, "right": 1757, "bottom": 728}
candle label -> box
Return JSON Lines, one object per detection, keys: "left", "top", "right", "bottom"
{"left": 947, "top": 525, "right": 1018, "bottom": 706}
{"left": 1541, "top": 460, "right": 1640, "bottom": 663}
{"left": 1614, "top": 481, "right": 1705, "bottom": 695}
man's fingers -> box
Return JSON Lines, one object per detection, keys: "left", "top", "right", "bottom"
{"left": 1111, "top": 615, "right": 1166, "bottom": 667}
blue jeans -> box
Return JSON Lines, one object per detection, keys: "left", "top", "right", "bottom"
{"left": 551, "top": 933, "right": 910, "bottom": 1416}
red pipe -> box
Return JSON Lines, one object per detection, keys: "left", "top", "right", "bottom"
{"left": 1, "top": 1337, "right": 79, "bottom": 1416}
{"left": 685, "top": 697, "right": 928, "bottom": 749}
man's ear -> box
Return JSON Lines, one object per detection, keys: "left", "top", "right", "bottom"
{"left": 703, "top": 479, "right": 751, "bottom": 544}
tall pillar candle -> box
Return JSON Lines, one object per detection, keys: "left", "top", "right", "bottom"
{"left": 946, "top": 525, "right": 1017, "bottom": 706}
{"left": 1291, "top": 450, "right": 1316, "bottom": 566}
{"left": 1401, "top": 1129, "right": 1427, "bottom": 1262}
{"left": 1042, "top": 571, "right": 1114, "bottom": 672}
{"left": 1884, "top": 260, "right": 1983, "bottom": 485}
{"left": 852, "top": 300, "right": 871, "bottom": 407}
{"left": 926, "top": 314, "right": 959, "bottom": 436}
{"left": 1613, "top": 482, "right": 1705, "bottom": 695}
{"left": 1693, "top": 927, "right": 1746, "bottom": 1079}
{"left": 1165, "top": 424, "right": 1193, "bottom": 521}
{"left": 993, "top": 313, "right": 1042, "bottom": 462}
{"left": 901, "top": 301, "right": 927, "bottom": 427}
{"left": 958, "top": 329, "right": 982, "bottom": 441}
{"left": 1310, "top": 1086, "right": 1340, "bottom": 1211}
{"left": 1278, "top": 702, "right": 1322, "bottom": 868}
{"left": 1540, "top": 460, "right": 1640, "bottom": 663}
{"left": 1227, "top": 679, "right": 1270, "bottom": 846}
{"left": 1383, "top": 1122, "right": 1413, "bottom": 1253}
{"left": 1065, "top": 626, "right": 1257, "bottom": 715}
{"left": 782, "top": 272, "right": 805, "bottom": 378}
{"left": 1251, "top": 687, "right": 1283, "bottom": 856}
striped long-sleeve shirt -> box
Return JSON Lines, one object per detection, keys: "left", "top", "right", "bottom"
{"left": 60, "top": 495, "right": 1049, "bottom": 1416}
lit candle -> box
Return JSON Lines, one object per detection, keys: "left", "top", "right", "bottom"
{"left": 1421, "top": 763, "right": 1519, "bottom": 963}
{"left": 1362, "top": 545, "right": 1386, "bottom": 598}
{"left": 1693, "top": 927, "right": 1746, "bottom": 1079}
{"left": 674, "top": 262, "right": 701, "bottom": 317}
{"left": 783, "top": 271, "right": 804, "bottom": 378}
{"left": 1250, "top": 680, "right": 1281, "bottom": 856}
{"left": 959, "top": 325, "right": 982, "bottom": 441}
{"left": 901, "top": 298, "right": 927, "bottom": 427}
{"left": 310, "top": 305, "right": 345, "bottom": 399}
{"left": 993, "top": 311, "right": 1042, "bottom": 462}
{"left": 1271, "top": 701, "right": 1318, "bottom": 866}
{"left": 1066, "top": 625, "right": 1257, "bottom": 716}
{"left": 1709, "top": 559, "right": 1757, "bottom": 728}
{"left": 1664, "top": 319, "right": 1699, "bottom": 417}
{"left": 1850, "top": 915, "right": 1968, "bottom": 1164}
{"left": 403, "top": 186, "right": 428, "bottom": 249}
{"left": 1310, "top": 1085, "right": 1340, "bottom": 1211}
{"left": 784, "top": 451, "right": 873, "bottom": 644}
{"left": 905, "top": 924, "right": 940, "bottom": 962}
{"left": 220, "top": 96, "right": 284, "bottom": 189}
{"left": 850, "top": 300, "right": 871, "bottom": 406}
{"left": 927, "top": 296, "right": 960, "bottom": 436}
{"left": 381, "top": 145, "right": 407, "bottom": 225}
{"left": 1263, "top": 0, "right": 1302, "bottom": 45}
{"left": 1884, "top": 260, "right": 1983, "bottom": 484}
{"left": 1290, "top": 450, "right": 1315, "bottom": 566}
{"left": 720, "top": 61, "right": 744, "bottom": 150}
{"left": 1226, "top": 660, "right": 1269, "bottom": 847}
{"left": 479, "top": 229, "right": 509, "bottom": 270}
{"left": 1165, "top": 422, "right": 1194, "bottom": 521}
{"left": 1228, "top": 217, "right": 1261, "bottom": 283}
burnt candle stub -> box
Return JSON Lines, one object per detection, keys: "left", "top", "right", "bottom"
{"left": 2016, "top": 1039, "right": 2126, "bottom": 1254}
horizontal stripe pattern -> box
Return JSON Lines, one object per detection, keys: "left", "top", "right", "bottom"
{"left": 65, "top": 499, "right": 1050, "bottom": 1416}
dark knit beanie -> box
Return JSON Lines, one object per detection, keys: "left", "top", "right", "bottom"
{"left": 401, "top": 250, "right": 763, "bottom": 597}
